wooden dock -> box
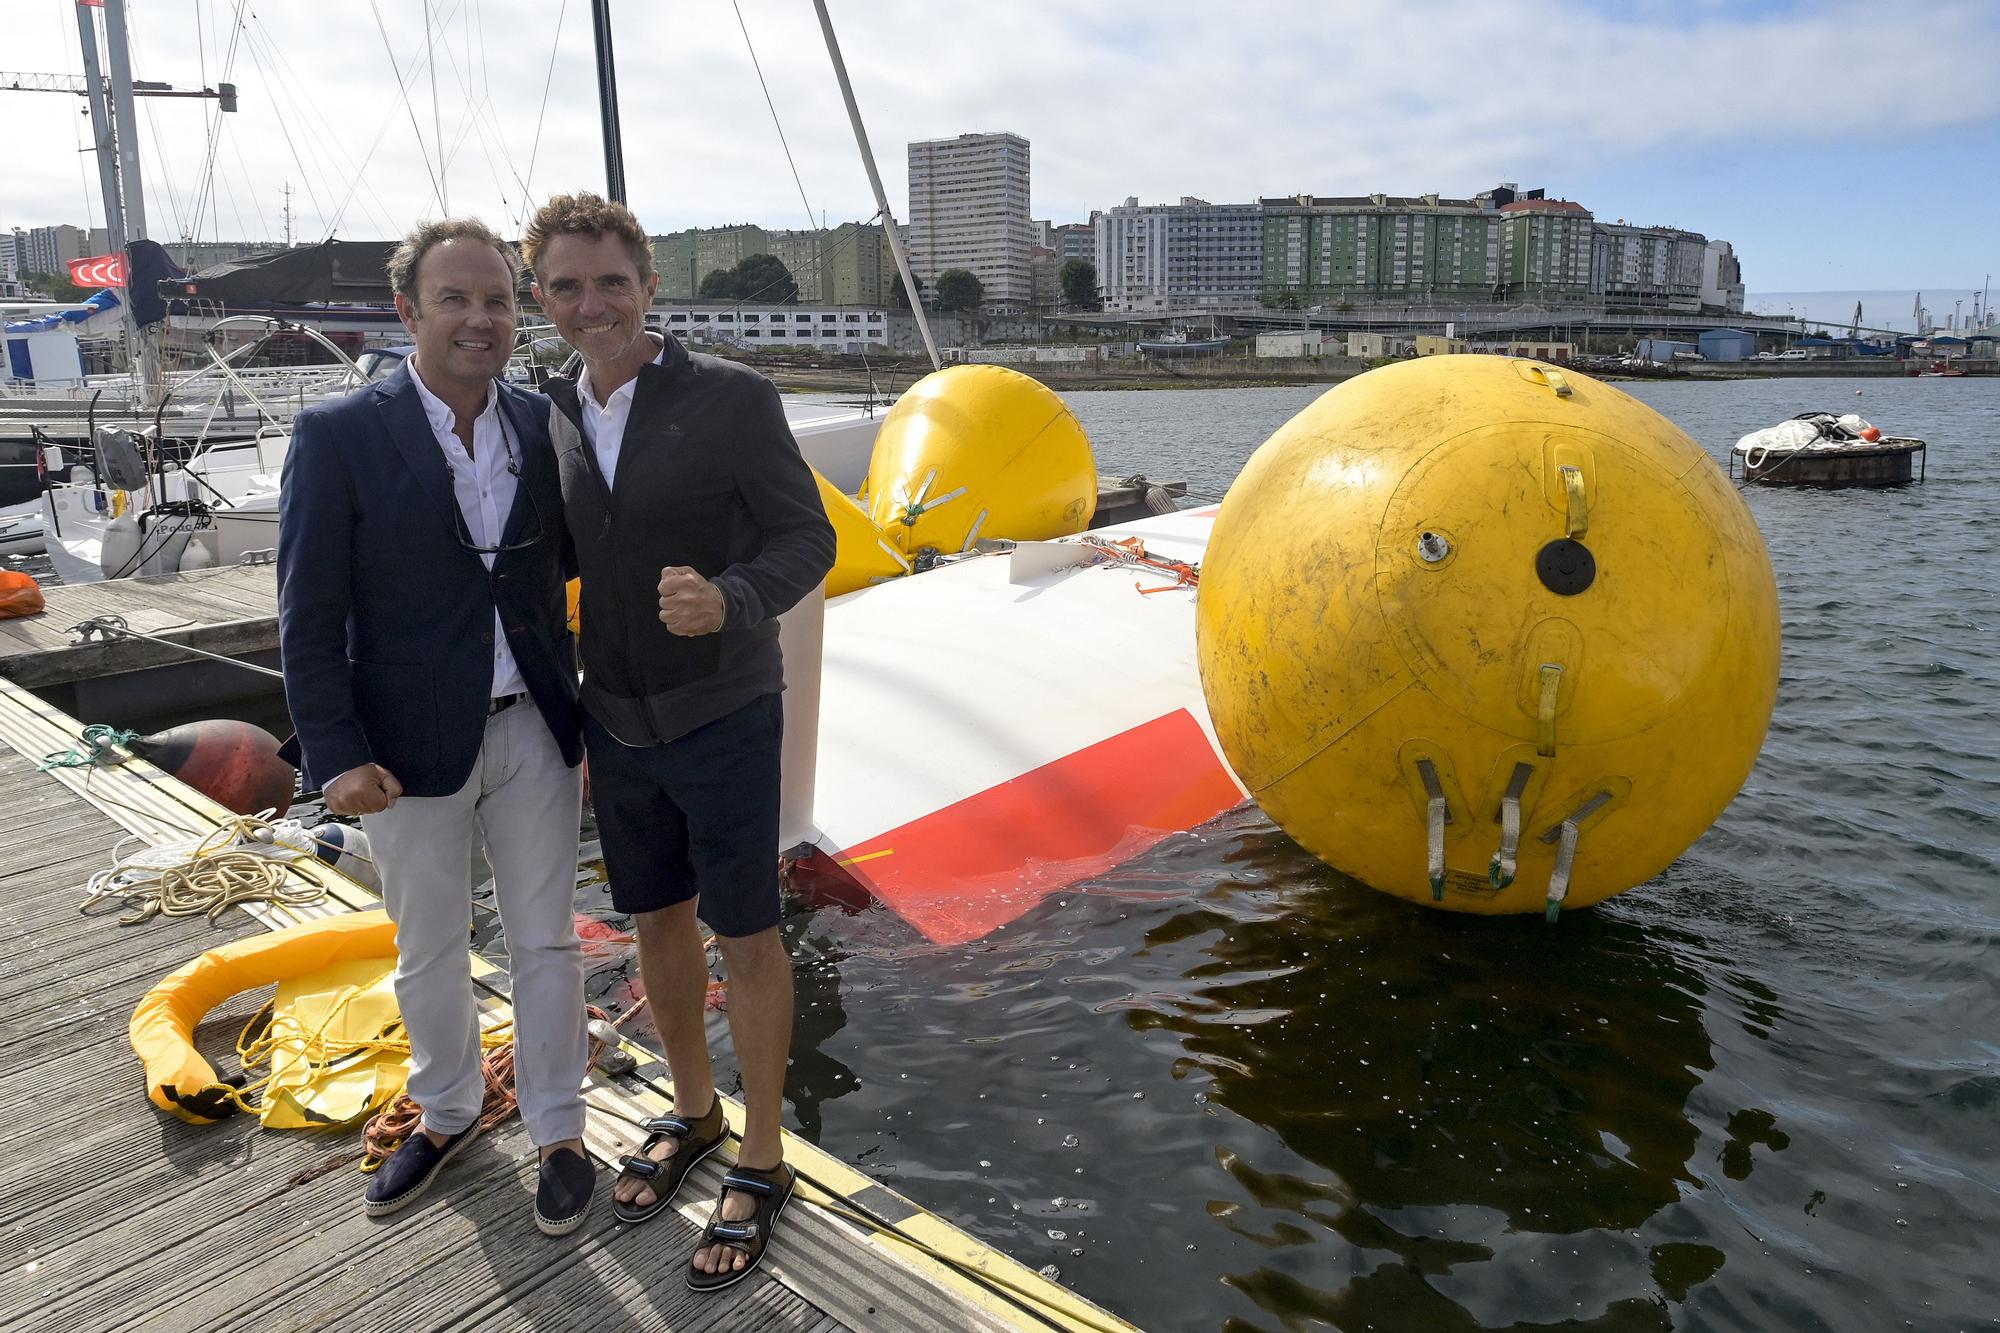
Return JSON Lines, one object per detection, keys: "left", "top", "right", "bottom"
{"left": 0, "top": 678, "right": 1131, "bottom": 1333}
{"left": 0, "top": 564, "right": 281, "bottom": 718}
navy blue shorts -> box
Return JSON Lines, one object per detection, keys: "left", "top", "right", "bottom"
{"left": 585, "top": 693, "right": 785, "bottom": 937}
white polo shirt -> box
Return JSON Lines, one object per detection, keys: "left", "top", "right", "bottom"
{"left": 408, "top": 360, "right": 528, "bottom": 700}
{"left": 577, "top": 335, "right": 666, "bottom": 489}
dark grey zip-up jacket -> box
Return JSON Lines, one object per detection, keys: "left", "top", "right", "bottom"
{"left": 545, "top": 334, "right": 835, "bottom": 746}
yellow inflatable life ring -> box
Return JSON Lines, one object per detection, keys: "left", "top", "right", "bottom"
{"left": 131, "top": 909, "right": 404, "bottom": 1125}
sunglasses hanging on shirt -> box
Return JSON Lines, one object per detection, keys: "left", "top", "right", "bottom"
{"left": 445, "top": 414, "right": 548, "bottom": 556}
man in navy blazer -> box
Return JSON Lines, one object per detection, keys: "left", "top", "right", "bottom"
{"left": 277, "top": 218, "right": 595, "bottom": 1235}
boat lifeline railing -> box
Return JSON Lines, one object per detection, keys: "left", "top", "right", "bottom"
{"left": 191, "top": 315, "right": 366, "bottom": 432}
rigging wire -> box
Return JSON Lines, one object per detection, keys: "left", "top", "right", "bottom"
{"left": 124, "top": 5, "right": 192, "bottom": 243}
{"left": 424, "top": 0, "right": 539, "bottom": 227}
{"left": 238, "top": 9, "right": 402, "bottom": 237}
{"left": 141, "top": 104, "right": 191, "bottom": 242}
{"left": 64, "top": 0, "right": 101, "bottom": 239}
{"left": 237, "top": 17, "right": 330, "bottom": 228}
{"left": 213, "top": 143, "right": 251, "bottom": 242}
{"left": 475, "top": 0, "right": 494, "bottom": 115}
{"left": 518, "top": 0, "right": 571, "bottom": 232}
{"left": 224, "top": 120, "right": 275, "bottom": 239}
{"left": 185, "top": 0, "right": 250, "bottom": 246}
{"left": 238, "top": 8, "right": 405, "bottom": 239}
{"left": 369, "top": 0, "right": 448, "bottom": 214}
{"left": 732, "top": 0, "right": 817, "bottom": 232}
{"left": 320, "top": 0, "right": 478, "bottom": 237}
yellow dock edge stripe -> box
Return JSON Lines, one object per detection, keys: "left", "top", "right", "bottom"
{"left": 0, "top": 679, "right": 1136, "bottom": 1333}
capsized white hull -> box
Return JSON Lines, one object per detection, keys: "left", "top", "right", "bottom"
{"left": 796, "top": 506, "right": 1244, "bottom": 946}
{"left": 785, "top": 401, "right": 882, "bottom": 494}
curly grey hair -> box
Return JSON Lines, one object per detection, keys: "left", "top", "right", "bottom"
{"left": 387, "top": 217, "right": 522, "bottom": 306}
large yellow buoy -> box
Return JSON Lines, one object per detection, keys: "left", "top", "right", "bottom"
{"left": 1196, "top": 357, "right": 1779, "bottom": 918}
{"left": 816, "top": 468, "right": 913, "bottom": 597}
{"left": 865, "top": 364, "right": 1097, "bottom": 556}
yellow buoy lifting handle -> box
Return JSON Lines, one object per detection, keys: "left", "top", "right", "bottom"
{"left": 1545, "top": 818, "right": 1581, "bottom": 923}
{"left": 1559, "top": 465, "right": 1588, "bottom": 539}
{"left": 1537, "top": 663, "right": 1562, "bottom": 757}
{"left": 1417, "top": 759, "right": 1448, "bottom": 902}
{"left": 1515, "top": 361, "right": 1574, "bottom": 398}
{"left": 1488, "top": 762, "right": 1533, "bottom": 889}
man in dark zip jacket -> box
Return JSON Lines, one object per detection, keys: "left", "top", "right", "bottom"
{"left": 524, "top": 192, "right": 834, "bottom": 1292}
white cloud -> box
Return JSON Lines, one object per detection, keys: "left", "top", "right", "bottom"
{"left": 4, "top": 0, "right": 1994, "bottom": 244}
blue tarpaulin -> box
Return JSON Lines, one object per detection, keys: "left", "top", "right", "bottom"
{"left": 2, "top": 288, "right": 121, "bottom": 335}
{"left": 128, "top": 240, "right": 185, "bottom": 326}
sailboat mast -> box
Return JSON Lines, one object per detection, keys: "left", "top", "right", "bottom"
{"left": 73, "top": 6, "right": 126, "bottom": 262}
{"left": 591, "top": 0, "right": 627, "bottom": 203}
{"left": 75, "top": 0, "right": 159, "bottom": 394}
{"left": 811, "top": 0, "right": 939, "bottom": 371}
{"left": 103, "top": 0, "right": 147, "bottom": 241}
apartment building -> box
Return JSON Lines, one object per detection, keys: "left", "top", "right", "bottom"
{"left": 1261, "top": 193, "right": 1504, "bottom": 306}
{"left": 1701, "top": 239, "right": 1746, "bottom": 313}
{"left": 17, "top": 225, "right": 95, "bottom": 279}
{"left": 1496, "top": 198, "right": 1596, "bottom": 303}
{"left": 1591, "top": 222, "right": 1708, "bottom": 310}
{"left": 1050, "top": 223, "right": 1095, "bottom": 269}
{"left": 906, "top": 132, "right": 1033, "bottom": 310}
{"left": 1096, "top": 197, "right": 1262, "bottom": 311}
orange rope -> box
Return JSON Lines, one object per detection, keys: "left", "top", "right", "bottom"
{"left": 359, "top": 998, "right": 649, "bottom": 1169}
{"left": 1082, "top": 535, "right": 1201, "bottom": 594}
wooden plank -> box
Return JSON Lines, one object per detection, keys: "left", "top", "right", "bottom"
{"left": 0, "top": 681, "right": 1128, "bottom": 1333}
{"left": 191, "top": 1151, "right": 808, "bottom": 1333}
{"left": 0, "top": 802, "right": 119, "bottom": 856}
{"left": 0, "top": 618, "right": 74, "bottom": 655}
{"left": 0, "top": 565, "right": 278, "bottom": 688}
{"left": 0, "top": 617, "right": 279, "bottom": 688}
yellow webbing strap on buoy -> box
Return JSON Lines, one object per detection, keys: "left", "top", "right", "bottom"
{"left": 1488, "top": 762, "right": 1532, "bottom": 890}
{"left": 1417, "top": 758, "right": 1447, "bottom": 901}
{"left": 1546, "top": 819, "right": 1582, "bottom": 923}
{"left": 1536, "top": 663, "right": 1563, "bottom": 758}
{"left": 1560, "top": 464, "right": 1589, "bottom": 538}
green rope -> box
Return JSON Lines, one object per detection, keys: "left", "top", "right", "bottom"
{"left": 39, "top": 724, "right": 140, "bottom": 772}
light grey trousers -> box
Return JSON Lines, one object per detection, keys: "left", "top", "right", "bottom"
{"left": 362, "top": 701, "right": 588, "bottom": 1144}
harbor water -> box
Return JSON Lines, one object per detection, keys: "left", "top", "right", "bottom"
{"left": 79, "top": 374, "right": 1999, "bottom": 1330}
{"left": 768, "top": 376, "right": 1998, "bottom": 1331}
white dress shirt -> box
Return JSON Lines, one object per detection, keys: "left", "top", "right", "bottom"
{"left": 577, "top": 335, "right": 665, "bottom": 489}
{"left": 408, "top": 360, "right": 528, "bottom": 700}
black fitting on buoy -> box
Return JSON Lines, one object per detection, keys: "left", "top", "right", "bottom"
{"left": 1535, "top": 540, "right": 1596, "bottom": 596}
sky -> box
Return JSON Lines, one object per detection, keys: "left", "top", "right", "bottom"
{"left": 5, "top": 0, "right": 1996, "bottom": 302}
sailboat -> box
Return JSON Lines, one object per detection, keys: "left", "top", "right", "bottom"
{"left": 34, "top": 2, "right": 892, "bottom": 584}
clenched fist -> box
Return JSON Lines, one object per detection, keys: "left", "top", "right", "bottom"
{"left": 324, "top": 762, "right": 403, "bottom": 816}
{"left": 657, "top": 565, "right": 726, "bottom": 636}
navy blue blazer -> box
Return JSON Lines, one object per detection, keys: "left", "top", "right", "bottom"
{"left": 276, "top": 362, "right": 582, "bottom": 797}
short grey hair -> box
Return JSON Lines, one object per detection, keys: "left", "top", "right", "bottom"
{"left": 387, "top": 217, "right": 523, "bottom": 304}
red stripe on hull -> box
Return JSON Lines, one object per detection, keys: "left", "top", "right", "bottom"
{"left": 824, "top": 709, "right": 1243, "bottom": 946}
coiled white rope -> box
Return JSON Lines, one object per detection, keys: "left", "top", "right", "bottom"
{"left": 81, "top": 813, "right": 333, "bottom": 925}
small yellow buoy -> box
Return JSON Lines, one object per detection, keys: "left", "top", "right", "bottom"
{"left": 1196, "top": 357, "right": 1780, "bottom": 918}
{"left": 865, "top": 364, "right": 1097, "bottom": 556}
{"left": 816, "top": 468, "right": 913, "bottom": 597}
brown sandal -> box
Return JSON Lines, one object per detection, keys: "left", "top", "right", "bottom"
{"left": 611, "top": 1100, "right": 725, "bottom": 1224}
{"left": 686, "top": 1162, "right": 795, "bottom": 1292}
